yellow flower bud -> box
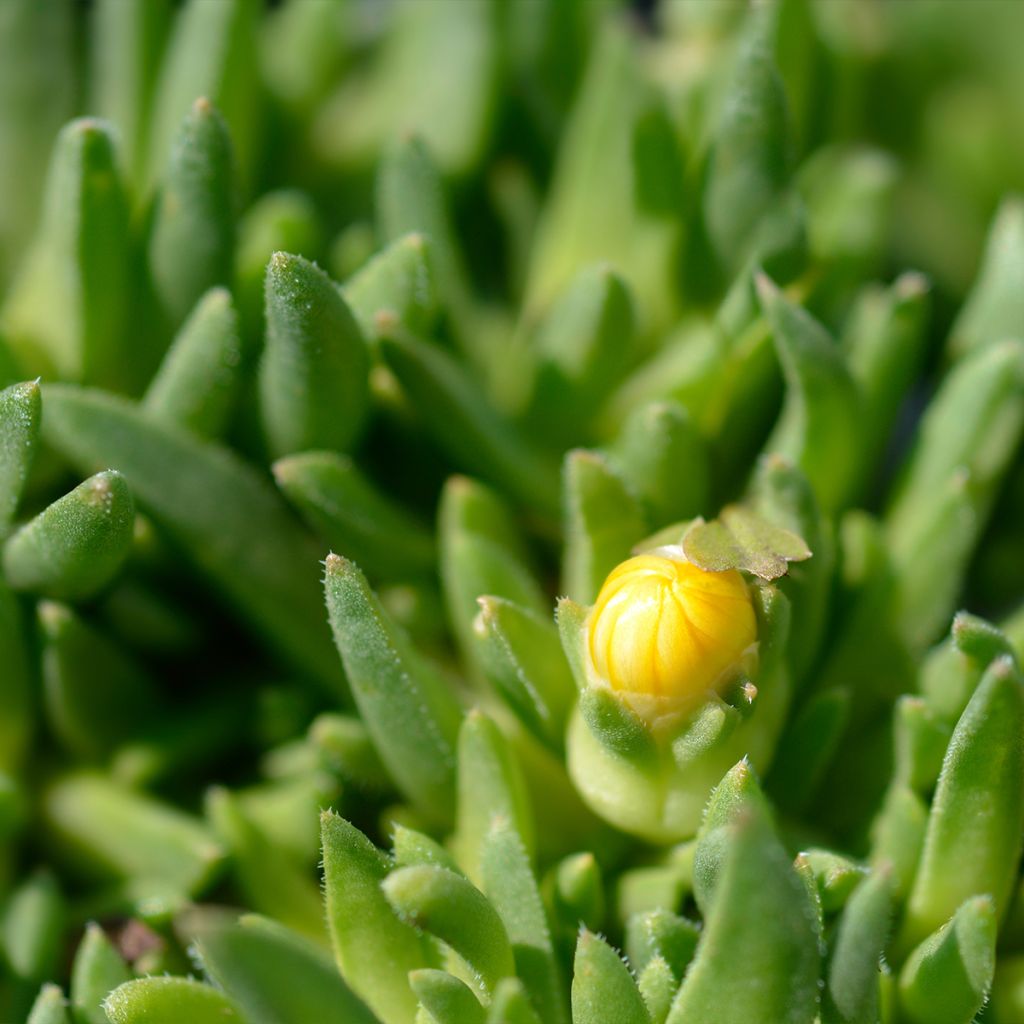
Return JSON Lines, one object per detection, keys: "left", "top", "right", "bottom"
{"left": 586, "top": 550, "right": 756, "bottom": 717}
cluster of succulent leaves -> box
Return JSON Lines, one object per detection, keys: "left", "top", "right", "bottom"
{"left": 2, "top": 1, "right": 1024, "bottom": 1023}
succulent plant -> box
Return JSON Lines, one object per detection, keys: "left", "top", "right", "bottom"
{"left": 2, "top": 1, "right": 1024, "bottom": 1023}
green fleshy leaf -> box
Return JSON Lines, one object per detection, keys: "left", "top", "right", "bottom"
{"left": 145, "top": 0, "right": 259, "bottom": 192}
{"left": 949, "top": 197, "right": 1024, "bottom": 358}
{"left": 898, "top": 657, "right": 1024, "bottom": 953}
{"left": 0, "top": 577, "right": 32, "bottom": 771}
{"left": 205, "top": 788, "right": 325, "bottom": 946}
{"left": 455, "top": 711, "right": 534, "bottom": 885}
{"left": 868, "top": 783, "right": 928, "bottom": 902}
{"left": 392, "top": 825, "right": 463, "bottom": 875}
{"left": 343, "top": 232, "right": 439, "bottom": 341}
{"left": 193, "top": 915, "right": 378, "bottom": 1024}
{"left": 235, "top": 189, "right": 323, "bottom": 338}
{"left": 320, "top": 812, "right": 432, "bottom": 1024}
{"left": 800, "top": 849, "right": 866, "bottom": 914}
{"left": 524, "top": 265, "right": 636, "bottom": 442}
{"left": 308, "top": 713, "right": 391, "bottom": 794}
{"left": 3, "top": 471, "right": 134, "bottom": 600}
{"left": 638, "top": 957, "right": 677, "bottom": 1024}
{"left": 379, "top": 328, "right": 560, "bottom": 519}
{"left": 887, "top": 339, "right": 1024, "bottom": 650}
{"left": 756, "top": 273, "right": 860, "bottom": 512}
{"left": 481, "top": 816, "right": 568, "bottom": 1024}
{"left": 103, "top": 978, "right": 244, "bottom": 1024}
{"left": 70, "top": 923, "right": 133, "bottom": 1024}
{"left": 40, "top": 385, "right": 343, "bottom": 693}
{"left": 0, "top": 379, "right": 41, "bottom": 537}
{"left": 562, "top": 448, "right": 647, "bottom": 604}
{"left": 898, "top": 897, "right": 996, "bottom": 1024}
{"left": 324, "top": 554, "right": 462, "bottom": 824}
{"left": 260, "top": 252, "right": 370, "bottom": 457}
{"left": 570, "top": 930, "right": 650, "bottom": 1024}
{"left": 1, "top": 119, "right": 130, "bottom": 387}
{"left": 822, "top": 868, "right": 892, "bottom": 1024}
{"left": 274, "top": 450, "right": 434, "bottom": 581}
{"left": 1, "top": 870, "right": 65, "bottom": 989}
{"left": 27, "top": 984, "right": 70, "bottom": 1024}
{"left": 473, "top": 596, "right": 576, "bottom": 750}
{"left": 624, "top": 911, "right": 700, "bottom": 981}
{"left": 149, "top": 95, "right": 236, "bottom": 332}
{"left": 383, "top": 864, "right": 515, "bottom": 1001}
{"left": 892, "top": 696, "right": 952, "bottom": 793}
{"left": 143, "top": 287, "right": 243, "bottom": 440}
{"left": 410, "top": 969, "right": 486, "bottom": 1024}
{"left": 549, "top": 853, "right": 605, "bottom": 945}
{"left": 666, "top": 810, "right": 819, "bottom": 1024}
{"left": 682, "top": 504, "right": 810, "bottom": 581}
{"left": 606, "top": 401, "right": 709, "bottom": 530}
{"left": 38, "top": 601, "right": 159, "bottom": 761}
{"left": 440, "top": 476, "right": 548, "bottom": 674}
{"left": 43, "top": 773, "right": 224, "bottom": 898}
{"left": 488, "top": 978, "right": 545, "bottom": 1024}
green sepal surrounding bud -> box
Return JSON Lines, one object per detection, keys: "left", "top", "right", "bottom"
{"left": 70, "top": 923, "right": 133, "bottom": 1024}
{"left": 411, "top": 969, "right": 486, "bottom": 1024}
{"left": 624, "top": 910, "right": 700, "bottom": 981}
{"left": 899, "top": 657, "right": 1024, "bottom": 953}
{"left": 638, "top": 957, "right": 676, "bottom": 1024}
{"left": 375, "top": 137, "right": 472, "bottom": 340}
{"left": 561, "top": 449, "right": 647, "bottom": 604}
{"left": 488, "top": 977, "right": 545, "bottom": 1024}
{"left": 0, "top": 379, "right": 41, "bottom": 537}
{"left": 887, "top": 339, "right": 1024, "bottom": 650}
{"left": 143, "top": 287, "right": 243, "bottom": 440}
{"left": 665, "top": 809, "right": 819, "bottom": 1024}
{"left": 570, "top": 930, "right": 651, "bottom": 1024}
{"left": 842, "top": 272, "right": 932, "bottom": 496}
{"left": 148, "top": 98, "right": 235, "bottom": 331}
{"left": 260, "top": 252, "right": 370, "bottom": 457}
{"left": 481, "top": 815, "right": 568, "bottom": 1024}
{"left": 37, "top": 601, "right": 160, "bottom": 761}
{"left": 41, "top": 385, "right": 343, "bottom": 693}
{"left": 756, "top": 274, "right": 860, "bottom": 513}
{"left": 897, "top": 896, "right": 996, "bottom": 1024}
{"left": 948, "top": 197, "right": 1024, "bottom": 358}
{"left": 343, "top": 233, "right": 439, "bottom": 342}
{"left": 379, "top": 328, "right": 560, "bottom": 519}
{"left": 3, "top": 471, "right": 134, "bottom": 601}
{"left": 1, "top": 871, "right": 65, "bottom": 1011}
{"left": 523, "top": 266, "right": 636, "bottom": 444}
{"left": 454, "top": 711, "right": 534, "bottom": 884}
{"left": 766, "top": 687, "right": 850, "bottom": 813}
{"left": 26, "top": 983, "right": 70, "bottom": 1024}
{"left": 383, "top": 864, "right": 515, "bottom": 1001}
{"left": 1, "top": 119, "right": 129, "bottom": 387}
{"left": 204, "top": 787, "right": 325, "bottom": 946}
{"left": 440, "top": 476, "right": 548, "bottom": 672}
{"left": 274, "top": 451, "right": 434, "bottom": 581}
{"left": 324, "top": 554, "right": 462, "bottom": 824}
{"left": 235, "top": 189, "right": 323, "bottom": 339}
{"left": 670, "top": 699, "right": 742, "bottom": 770}
{"left": 473, "top": 596, "right": 576, "bottom": 751}
{"left": 320, "top": 811, "right": 433, "bottom": 1024}
{"left": 191, "top": 914, "right": 379, "bottom": 1024}
{"left": 606, "top": 401, "right": 709, "bottom": 530}
{"left": 102, "top": 977, "right": 244, "bottom": 1024}
{"left": 821, "top": 867, "right": 893, "bottom": 1024}
{"left": 145, "top": 0, "right": 259, "bottom": 194}
{"left": 577, "top": 687, "right": 657, "bottom": 764}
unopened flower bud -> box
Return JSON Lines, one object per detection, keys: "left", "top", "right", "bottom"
{"left": 586, "top": 550, "right": 756, "bottom": 719}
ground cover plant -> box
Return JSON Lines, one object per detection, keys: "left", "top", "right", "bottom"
{"left": 2, "top": 1, "right": 1024, "bottom": 1022}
